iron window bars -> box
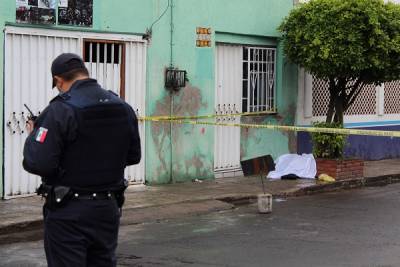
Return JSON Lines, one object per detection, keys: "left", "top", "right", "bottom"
{"left": 242, "top": 47, "right": 276, "bottom": 113}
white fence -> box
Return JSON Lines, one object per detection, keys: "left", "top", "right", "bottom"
{"left": 297, "top": 70, "right": 400, "bottom": 126}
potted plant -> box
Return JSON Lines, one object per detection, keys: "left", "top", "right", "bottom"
{"left": 311, "top": 122, "right": 363, "bottom": 181}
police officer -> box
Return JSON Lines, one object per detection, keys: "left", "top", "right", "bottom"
{"left": 23, "top": 53, "right": 141, "bottom": 267}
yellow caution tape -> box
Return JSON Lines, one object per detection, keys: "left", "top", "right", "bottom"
{"left": 140, "top": 116, "right": 400, "bottom": 138}
{"left": 144, "top": 110, "right": 276, "bottom": 121}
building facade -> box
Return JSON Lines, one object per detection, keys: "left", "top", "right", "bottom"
{"left": 0, "top": 0, "right": 298, "bottom": 198}
{"left": 297, "top": 72, "right": 400, "bottom": 160}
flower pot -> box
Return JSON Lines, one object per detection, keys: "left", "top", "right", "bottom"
{"left": 316, "top": 158, "right": 364, "bottom": 181}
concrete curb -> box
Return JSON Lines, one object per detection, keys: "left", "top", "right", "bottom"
{"left": 281, "top": 174, "right": 400, "bottom": 197}
{"left": 0, "top": 219, "right": 43, "bottom": 236}
{"left": 216, "top": 175, "right": 400, "bottom": 204}
{"left": 1, "top": 174, "right": 400, "bottom": 240}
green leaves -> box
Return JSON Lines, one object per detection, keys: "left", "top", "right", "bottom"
{"left": 279, "top": 0, "right": 400, "bottom": 83}
{"left": 311, "top": 122, "right": 347, "bottom": 159}
{"left": 279, "top": 0, "right": 400, "bottom": 125}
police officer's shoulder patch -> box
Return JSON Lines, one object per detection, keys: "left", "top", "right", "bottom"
{"left": 35, "top": 127, "right": 48, "bottom": 143}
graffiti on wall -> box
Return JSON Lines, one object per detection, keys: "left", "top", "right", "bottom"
{"left": 58, "top": 0, "right": 93, "bottom": 27}
{"left": 16, "top": 0, "right": 56, "bottom": 24}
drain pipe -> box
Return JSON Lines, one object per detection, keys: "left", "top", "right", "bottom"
{"left": 170, "top": 0, "right": 174, "bottom": 68}
{"left": 169, "top": 0, "right": 174, "bottom": 183}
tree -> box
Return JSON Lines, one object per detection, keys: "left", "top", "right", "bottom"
{"left": 279, "top": 0, "right": 400, "bottom": 124}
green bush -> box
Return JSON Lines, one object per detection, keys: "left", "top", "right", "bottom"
{"left": 311, "top": 122, "right": 347, "bottom": 159}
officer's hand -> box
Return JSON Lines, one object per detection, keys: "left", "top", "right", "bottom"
{"left": 26, "top": 120, "right": 35, "bottom": 134}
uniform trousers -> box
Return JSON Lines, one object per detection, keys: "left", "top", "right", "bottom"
{"left": 43, "top": 198, "right": 120, "bottom": 267}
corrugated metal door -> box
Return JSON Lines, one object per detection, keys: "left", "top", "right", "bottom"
{"left": 4, "top": 28, "right": 146, "bottom": 198}
{"left": 214, "top": 44, "right": 242, "bottom": 178}
{"left": 4, "top": 30, "right": 80, "bottom": 198}
{"left": 124, "top": 42, "right": 146, "bottom": 184}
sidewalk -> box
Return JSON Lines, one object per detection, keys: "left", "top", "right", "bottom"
{"left": 1, "top": 159, "right": 400, "bottom": 239}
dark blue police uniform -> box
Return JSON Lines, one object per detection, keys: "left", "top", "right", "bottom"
{"left": 23, "top": 78, "right": 141, "bottom": 267}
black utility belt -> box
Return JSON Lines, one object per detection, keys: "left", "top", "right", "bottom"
{"left": 37, "top": 184, "right": 127, "bottom": 210}
{"left": 71, "top": 191, "right": 116, "bottom": 200}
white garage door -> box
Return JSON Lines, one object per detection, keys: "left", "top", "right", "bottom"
{"left": 3, "top": 27, "right": 146, "bottom": 198}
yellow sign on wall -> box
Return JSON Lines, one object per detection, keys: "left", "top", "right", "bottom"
{"left": 196, "top": 27, "right": 212, "bottom": 47}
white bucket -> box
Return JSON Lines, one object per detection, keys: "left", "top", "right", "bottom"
{"left": 258, "top": 193, "right": 272, "bottom": 214}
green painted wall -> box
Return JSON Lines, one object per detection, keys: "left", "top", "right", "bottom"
{"left": 162, "top": 0, "right": 296, "bottom": 183}
{"left": 0, "top": 0, "right": 297, "bottom": 192}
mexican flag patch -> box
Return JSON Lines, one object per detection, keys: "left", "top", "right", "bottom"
{"left": 35, "top": 127, "right": 48, "bottom": 143}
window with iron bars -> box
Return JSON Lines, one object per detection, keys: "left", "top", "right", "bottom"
{"left": 242, "top": 47, "right": 276, "bottom": 113}
{"left": 83, "top": 40, "right": 122, "bottom": 64}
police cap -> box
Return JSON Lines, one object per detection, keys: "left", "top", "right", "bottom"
{"left": 51, "top": 53, "right": 86, "bottom": 88}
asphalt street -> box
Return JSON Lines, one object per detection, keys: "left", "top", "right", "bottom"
{"left": 2, "top": 184, "right": 400, "bottom": 267}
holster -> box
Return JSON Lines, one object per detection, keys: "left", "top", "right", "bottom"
{"left": 37, "top": 184, "right": 72, "bottom": 210}
{"left": 114, "top": 179, "right": 129, "bottom": 208}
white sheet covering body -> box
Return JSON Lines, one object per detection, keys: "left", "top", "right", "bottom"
{"left": 267, "top": 154, "right": 316, "bottom": 179}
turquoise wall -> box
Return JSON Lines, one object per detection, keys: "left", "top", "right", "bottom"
{"left": 0, "top": 0, "right": 297, "bottom": 192}
{"left": 146, "top": 0, "right": 296, "bottom": 184}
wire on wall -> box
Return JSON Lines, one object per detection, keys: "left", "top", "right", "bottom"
{"left": 146, "top": 0, "right": 171, "bottom": 37}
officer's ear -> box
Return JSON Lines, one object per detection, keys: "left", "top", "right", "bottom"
{"left": 52, "top": 76, "right": 62, "bottom": 89}
{"left": 52, "top": 77, "right": 57, "bottom": 89}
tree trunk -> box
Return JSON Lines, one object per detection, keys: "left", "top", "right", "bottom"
{"left": 325, "top": 77, "right": 368, "bottom": 125}
{"left": 325, "top": 77, "right": 348, "bottom": 124}
{"left": 333, "top": 94, "right": 344, "bottom": 124}
{"left": 326, "top": 78, "right": 337, "bottom": 124}
{"left": 326, "top": 92, "right": 336, "bottom": 124}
